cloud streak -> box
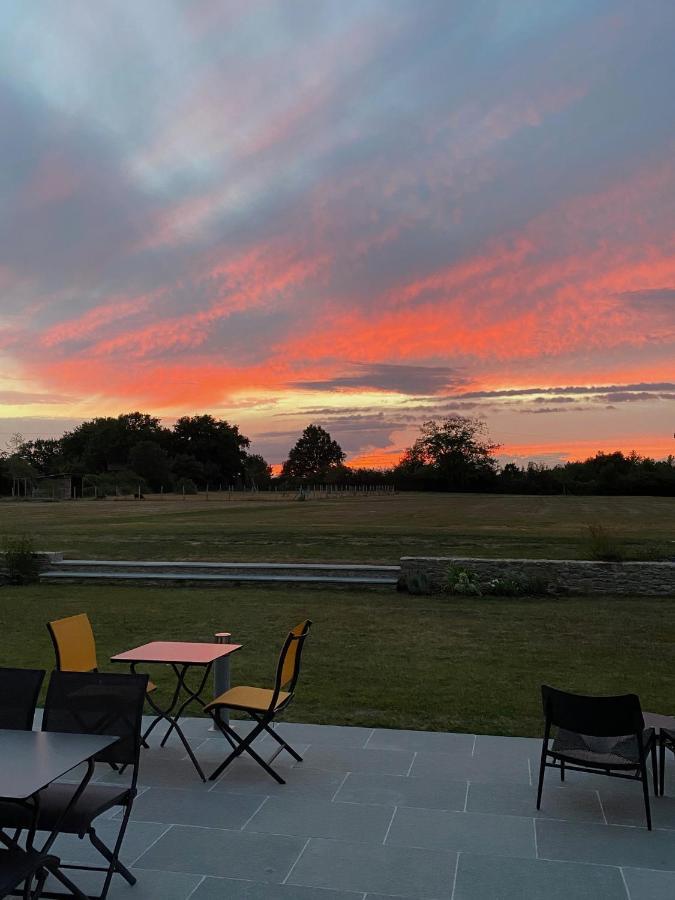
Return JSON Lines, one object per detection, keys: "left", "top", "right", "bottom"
{"left": 1, "top": 1, "right": 674, "bottom": 464}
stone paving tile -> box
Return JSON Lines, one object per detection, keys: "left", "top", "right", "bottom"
{"left": 299, "top": 746, "right": 414, "bottom": 775}
{"left": 191, "top": 877, "right": 364, "bottom": 899}
{"left": 127, "top": 785, "right": 267, "bottom": 828}
{"left": 536, "top": 819, "right": 675, "bottom": 870}
{"left": 469, "top": 781, "right": 604, "bottom": 823}
{"left": 30, "top": 717, "right": 675, "bottom": 898}
{"left": 366, "top": 728, "right": 474, "bottom": 754}
{"left": 210, "top": 764, "right": 347, "bottom": 798}
{"left": 244, "top": 795, "right": 394, "bottom": 842}
{"left": 274, "top": 722, "right": 374, "bottom": 748}
{"left": 622, "top": 866, "right": 675, "bottom": 900}
{"left": 135, "top": 823, "right": 306, "bottom": 881}
{"left": 133, "top": 754, "right": 218, "bottom": 790}
{"left": 44, "top": 866, "right": 201, "bottom": 900}
{"left": 50, "top": 819, "right": 170, "bottom": 867}
{"left": 335, "top": 771, "right": 467, "bottom": 811}
{"left": 600, "top": 790, "right": 675, "bottom": 829}
{"left": 453, "top": 852, "right": 628, "bottom": 899}
{"left": 473, "top": 734, "right": 541, "bottom": 757}
{"left": 193, "top": 736, "right": 310, "bottom": 766}
{"left": 410, "top": 749, "right": 530, "bottom": 784}
{"left": 287, "top": 837, "right": 456, "bottom": 897}
{"left": 386, "top": 806, "right": 536, "bottom": 858}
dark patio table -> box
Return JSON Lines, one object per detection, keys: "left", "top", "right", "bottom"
{"left": 0, "top": 729, "right": 117, "bottom": 898}
{"left": 111, "top": 641, "right": 241, "bottom": 781}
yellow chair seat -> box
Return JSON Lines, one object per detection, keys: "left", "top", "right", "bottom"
{"left": 206, "top": 685, "right": 290, "bottom": 713}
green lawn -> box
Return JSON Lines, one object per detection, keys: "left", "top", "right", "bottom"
{"left": 1, "top": 583, "right": 673, "bottom": 737}
{"left": 1, "top": 492, "right": 672, "bottom": 562}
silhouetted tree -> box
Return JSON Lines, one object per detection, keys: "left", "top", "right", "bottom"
{"left": 396, "top": 416, "right": 500, "bottom": 491}
{"left": 13, "top": 438, "right": 65, "bottom": 475}
{"left": 61, "top": 412, "right": 167, "bottom": 473}
{"left": 128, "top": 441, "right": 172, "bottom": 491}
{"left": 244, "top": 454, "right": 273, "bottom": 488}
{"left": 170, "top": 415, "right": 249, "bottom": 486}
{"left": 281, "top": 425, "right": 346, "bottom": 480}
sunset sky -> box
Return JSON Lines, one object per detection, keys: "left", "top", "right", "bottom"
{"left": 1, "top": 0, "right": 674, "bottom": 468}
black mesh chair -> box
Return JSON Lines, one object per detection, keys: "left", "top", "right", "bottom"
{"left": 659, "top": 727, "right": 675, "bottom": 796}
{"left": 0, "top": 845, "right": 61, "bottom": 900}
{"left": 537, "top": 684, "right": 658, "bottom": 829}
{"left": 0, "top": 671, "right": 148, "bottom": 900}
{"left": 0, "top": 668, "right": 45, "bottom": 731}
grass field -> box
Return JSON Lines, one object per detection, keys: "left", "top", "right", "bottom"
{"left": 1, "top": 492, "right": 673, "bottom": 562}
{"left": 1, "top": 583, "right": 673, "bottom": 737}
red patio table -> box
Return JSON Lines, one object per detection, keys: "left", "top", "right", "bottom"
{"left": 111, "top": 641, "right": 241, "bottom": 781}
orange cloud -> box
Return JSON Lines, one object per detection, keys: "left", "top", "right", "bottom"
{"left": 39, "top": 294, "right": 154, "bottom": 348}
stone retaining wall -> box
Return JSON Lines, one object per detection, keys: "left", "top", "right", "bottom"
{"left": 400, "top": 556, "right": 675, "bottom": 597}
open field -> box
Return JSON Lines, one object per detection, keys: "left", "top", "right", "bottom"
{"left": 1, "top": 492, "right": 673, "bottom": 562}
{"left": 0, "top": 583, "right": 673, "bottom": 736}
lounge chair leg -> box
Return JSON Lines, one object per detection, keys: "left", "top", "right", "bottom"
{"left": 536, "top": 742, "right": 547, "bottom": 810}
{"left": 640, "top": 761, "right": 652, "bottom": 830}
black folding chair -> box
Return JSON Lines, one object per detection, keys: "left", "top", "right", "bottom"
{"left": 0, "top": 845, "right": 62, "bottom": 900}
{"left": 0, "top": 671, "right": 148, "bottom": 900}
{"left": 205, "top": 620, "right": 312, "bottom": 784}
{"left": 537, "top": 684, "right": 658, "bottom": 829}
{"left": 0, "top": 668, "right": 45, "bottom": 731}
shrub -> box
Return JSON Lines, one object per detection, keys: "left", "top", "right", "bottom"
{"left": 86, "top": 470, "right": 148, "bottom": 498}
{"left": 174, "top": 477, "right": 198, "bottom": 494}
{"left": 484, "top": 574, "right": 550, "bottom": 597}
{"left": 586, "top": 524, "right": 625, "bottom": 562}
{"left": 1, "top": 534, "right": 45, "bottom": 585}
{"left": 446, "top": 565, "right": 482, "bottom": 596}
{"left": 404, "top": 572, "right": 432, "bottom": 595}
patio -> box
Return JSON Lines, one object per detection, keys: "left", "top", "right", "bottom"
{"left": 44, "top": 716, "right": 675, "bottom": 900}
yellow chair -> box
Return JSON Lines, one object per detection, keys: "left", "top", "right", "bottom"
{"left": 47, "top": 613, "right": 156, "bottom": 692}
{"left": 205, "top": 620, "right": 312, "bottom": 783}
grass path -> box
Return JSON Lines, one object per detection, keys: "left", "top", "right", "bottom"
{"left": 1, "top": 492, "right": 672, "bottom": 562}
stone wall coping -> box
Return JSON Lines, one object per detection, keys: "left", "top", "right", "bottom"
{"left": 401, "top": 555, "right": 674, "bottom": 568}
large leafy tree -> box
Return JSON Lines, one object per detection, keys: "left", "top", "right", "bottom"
{"left": 61, "top": 412, "right": 167, "bottom": 473}
{"left": 397, "top": 416, "right": 500, "bottom": 490}
{"left": 170, "top": 415, "right": 249, "bottom": 486}
{"left": 128, "top": 441, "right": 172, "bottom": 491}
{"left": 13, "top": 438, "right": 65, "bottom": 475}
{"left": 244, "top": 454, "right": 273, "bottom": 488}
{"left": 281, "top": 424, "right": 346, "bottom": 479}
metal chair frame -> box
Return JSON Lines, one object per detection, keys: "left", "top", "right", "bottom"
{"left": 0, "top": 668, "right": 45, "bottom": 732}
{"left": 13, "top": 671, "right": 148, "bottom": 900}
{"left": 206, "top": 621, "right": 312, "bottom": 784}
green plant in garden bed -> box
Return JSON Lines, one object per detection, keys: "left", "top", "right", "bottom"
{"left": 445, "top": 565, "right": 550, "bottom": 597}
{"left": 483, "top": 574, "right": 551, "bottom": 597}
{"left": 446, "top": 565, "right": 483, "bottom": 596}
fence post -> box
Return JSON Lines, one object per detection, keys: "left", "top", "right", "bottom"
{"left": 211, "top": 632, "right": 232, "bottom": 729}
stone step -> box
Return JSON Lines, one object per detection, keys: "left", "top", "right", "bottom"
{"left": 42, "top": 570, "right": 397, "bottom": 586}
{"left": 40, "top": 558, "right": 400, "bottom": 587}
{"left": 49, "top": 559, "right": 398, "bottom": 573}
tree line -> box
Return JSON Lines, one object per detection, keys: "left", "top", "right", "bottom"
{"left": 1, "top": 412, "right": 673, "bottom": 496}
